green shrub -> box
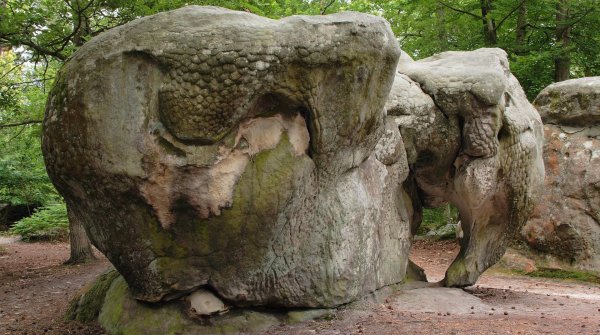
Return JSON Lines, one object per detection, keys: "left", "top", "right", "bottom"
{"left": 9, "top": 203, "right": 68, "bottom": 241}
{"left": 417, "top": 204, "right": 459, "bottom": 237}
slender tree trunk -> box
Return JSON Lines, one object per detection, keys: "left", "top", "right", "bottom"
{"left": 436, "top": 3, "right": 449, "bottom": 51}
{"left": 71, "top": 0, "right": 91, "bottom": 47}
{"left": 64, "top": 204, "right": 96, "bottom": 264}
{"left": 480, "top": 0, "right": 498, "bottom": 45}
{"left": 515, "top": 0, "right": 527, "bottom": 49}
{"left": 64, "top": 2, "right": 95, "bottom": 264}
{"left": 445, "top": 204, "right": 452, "bottom": 225}
{"left": 554, "top": 0, "right": 571, "bottom": 82}
{"left": 0, "top": 0, "right": 7, "bottom": 55}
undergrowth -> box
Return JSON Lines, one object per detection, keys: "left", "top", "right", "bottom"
{"left": 517, "top": 268, "right": 600, "bottom": 284}
{"left": 9, "top": 203, "right": 68, "bottom": 241}
{"left": 417, "top": 204, "right": 459, "bottom": 238}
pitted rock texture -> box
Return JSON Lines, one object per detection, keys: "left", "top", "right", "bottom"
{"left": 42, "top": 6, "right": 408, "bottom": 308}
{"left": 534, "top": 77, "right": 600, "bottom": 127}
{"left": 387, "top": 48, "right": 545, "bottom": 287}
{"left": 522, "top": 79, "right": 600, "bottom": 271}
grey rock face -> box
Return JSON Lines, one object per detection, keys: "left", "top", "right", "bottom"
{"left": 42, "top": 6, "right": 408, "bottom": 307}
{"left": 387, "top": 48, "right": 545, "bottom": 286}
{"left": 186, "top": 289, "right": 227, "bottom": 317}
{"left": 534, "top": 77, "right": 600, "bottom": 127}
{"left": 522, "top": 80, "right": 600, "bottom": 271}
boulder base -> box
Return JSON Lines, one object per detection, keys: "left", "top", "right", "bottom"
{"left": 43, "top": 5, "right": 409, "bottom": 307}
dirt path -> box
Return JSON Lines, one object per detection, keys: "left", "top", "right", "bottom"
{"left": 0, "top": 241, "right": 110, "bottom": 335}
{"left": 1, "top": 239, "right": 599, "bottom": 334}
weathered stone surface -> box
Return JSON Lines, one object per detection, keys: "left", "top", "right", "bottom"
{"left": 387, "top": 48, "right": 545, "bottom": 286}
{"left": 43, "top": 6, "right": 409, "bottom": 308}
{"left": 97, "top": 275, "right": 281, "bottom": 335}
{"left": 534, "top": 77, "right": 600, "bottom": 127}
{"left": 67, "top": 272, "right": 335, "bottom": 335}
{"left": 522, "top": 81, "right": 600, "bottom": 271}
{"left": 186, "top": 289, "right": 227, "bottom": 317}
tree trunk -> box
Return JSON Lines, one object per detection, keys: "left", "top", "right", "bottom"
{"left": 480, "top": 0, "right": 498, "bottom": 45}
{"left": 554, "top": 0, "right": 571, "bottom": 82}
{"left": 445, "top": 204, "right": 452, "bottom": 225}
{"left": 515, "top": 0, "right": 527, "bottom": 48}
{"left": 71, "top": 0, "right": 91, "bottom": 47}
{"left": 0, "top": 0, "right": 7, "bottom": 54}
{"left": 64, "top": 204, "right": 96, "bottom": 264}
{"left": 62, "top": 3, "right": 96, "bottom": 265}
{"left": 436, "top": 3, "right": 449, "bottom": 51}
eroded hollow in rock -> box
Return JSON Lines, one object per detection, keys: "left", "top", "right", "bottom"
{"left": 388, "top": 48, "right": 544, "bottom": 287}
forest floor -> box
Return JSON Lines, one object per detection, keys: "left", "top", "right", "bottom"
{"left": 1, "top": 238, "right": 599, "bottom": 335}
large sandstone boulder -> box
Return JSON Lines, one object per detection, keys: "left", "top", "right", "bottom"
{"left": 534, "top": 76, "right": 600, "bottom": 127}
{"left": 522, "top": 77, "right": 600, "bottom": 270}
{"left": 387, "top": 48, "right": 545, "bottom": 286}
{"left": 45, "top": 7, "right": 545, "bottom": 334}
{"left": 43, "top": 6, "right": 410, "bottom": 308}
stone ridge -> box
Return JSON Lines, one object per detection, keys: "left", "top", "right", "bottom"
{"left": 72, "top": 6, "right": 398, "bottom": 145}
{"left": 534, "top": 76, "right": 600, "bottom": 127}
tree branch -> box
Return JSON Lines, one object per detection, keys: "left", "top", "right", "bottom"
{"left": 567, "top": 7, "right": 595, "bottom": 28}
{"left": 0, "top": 60, "right": 25, "bottom": 81}
{"left": 0, "top": 120, "right": 43, "bottom": 129}
{"left": 496, "top": 0, "right": 527, "bottom": 32}
{"left": 5, "top": 77, "right": 55, "bottom": 87}
{"left": 321, "top": 0, "right": 335, "bottom": 15}
{"left": 6, "top": 124, "right": 27, "bottom": 142}
{"left": 14, "top": 40, "right": 67, "bottom": 61}
{"left": 437, "top": 1, "right": 482, "bottom": 20}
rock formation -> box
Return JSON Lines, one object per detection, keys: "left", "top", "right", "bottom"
{"left": 522, "top": 77, "right": 600, "bottom": 270}
{"left": 43, "top": 6, "right": 410, "bottom": 308}
{"left": 42, "top": 6, "right": 545, "bottom": 334}
{"left": 386, "top": 48, "right": 545, "bottom": 286}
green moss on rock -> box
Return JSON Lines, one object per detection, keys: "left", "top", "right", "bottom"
{"left": 97, "top": 275, "right": 283, "bottom": 335}
{"left": 99, "top": 276, "right": 193, "bottom": 335}
{"left": 66, "top": 270, "right": 120, "bottom": 322}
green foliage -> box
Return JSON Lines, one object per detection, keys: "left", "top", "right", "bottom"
{"left": 520, "top": 267, "right": 600, "bottom": 284}
{"left": 417, "top": 204, "right": 459, "bottom": 237}
{"left": 510, "top": 52, "right": 556, "bottom": 100}
{"left": 9, "top": 202, "right": 68, "bottom": 241}
{"left": 0, "top": 51, "right": 59, "bottom": 206}
{"left": 355, "top": 0, "right": 600, "bottom": 99}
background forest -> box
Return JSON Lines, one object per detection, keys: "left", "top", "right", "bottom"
{"left": 0, "top": 0, "right": 599, "bottom": 236}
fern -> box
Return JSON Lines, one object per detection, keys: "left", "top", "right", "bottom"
{"left": 10, "top": 203, "right": 68, "bottom": 241}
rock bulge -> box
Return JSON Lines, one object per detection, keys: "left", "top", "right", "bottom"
{"left": 43, "top": 7, "right": 545, "bottom": 334}
{"left": 43, "top": 6, "right": 408, "bottom": 307}
{"left": 522, "top": 77, "right": 600, "bottom": 271}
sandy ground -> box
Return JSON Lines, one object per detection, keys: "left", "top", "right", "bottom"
{"left": 1, "top": 238, "right": 599, "bottom": 334}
